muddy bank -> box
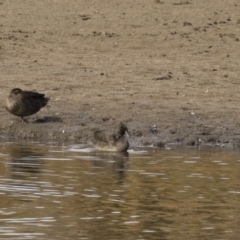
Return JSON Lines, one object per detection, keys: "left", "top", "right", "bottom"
{"left": 1, "top": 0, "right": 240, "bottom": 148}
{"left": 1, "top": 112, "right": 240, "bottom": 149}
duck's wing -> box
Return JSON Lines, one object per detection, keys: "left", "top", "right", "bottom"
{"left": 21, "top": 91, "right": 45, "bottom": 99}
{"left": 21, "top": 91, "right": 49, "bottom": 108}
{"left": 93, "top": 131, "right": 116, "bottom": 144}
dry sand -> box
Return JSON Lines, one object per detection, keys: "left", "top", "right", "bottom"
{"left": 1, "top": 0, "right": 240, "bottom": 148}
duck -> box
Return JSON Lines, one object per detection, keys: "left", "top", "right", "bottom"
{"left": 91, "top": 122, "right": 129, "bottom": 152}
{"left": 5, "top": 88, "right": 49, "bottom": 123}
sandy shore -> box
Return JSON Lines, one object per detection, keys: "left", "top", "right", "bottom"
{"left": 1, "top": 0, "right": 240, "bottom": 148}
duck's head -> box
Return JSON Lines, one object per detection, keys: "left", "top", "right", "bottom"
{"left": 116, "top": 122, "right": 129, "bottom": 136}
{"left": 10, "top": 88, "right": 22, "bottom": 95}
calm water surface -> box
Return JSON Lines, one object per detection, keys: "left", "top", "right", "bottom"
{"left": 0, "top": 141, "right": 240, "bottom": 240}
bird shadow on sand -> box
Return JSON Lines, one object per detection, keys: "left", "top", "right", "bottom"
{"left": 33, "top": 116, "right": 62, "bottom": 123}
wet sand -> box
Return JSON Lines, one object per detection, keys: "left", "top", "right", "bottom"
{"left": 1, "top": 0, "right": 240, "bottom": 148}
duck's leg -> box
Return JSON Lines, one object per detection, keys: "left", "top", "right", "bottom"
{"left": 21, "top": 117, "right": 27, "bottom": 124}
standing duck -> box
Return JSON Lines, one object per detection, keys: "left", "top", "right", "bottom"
{"left": 91, "top": 122, "right": 129, "bottom": 152}
{"left": 5, "top": 88, "right": 49, "bottom": 123}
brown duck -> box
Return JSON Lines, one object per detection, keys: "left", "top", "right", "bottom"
{"left": 91, "top": 122, "right": 129, "bottom": 152}
{"left": 6, "top": 88, "right": 49, "bottom": 123}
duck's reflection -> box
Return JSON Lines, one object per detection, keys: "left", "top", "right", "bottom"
{"left": 7, "top": 144, "right": 45, "bottom": 179}
{"left": 91, "top": 151, "right": 129, "bottom": 181}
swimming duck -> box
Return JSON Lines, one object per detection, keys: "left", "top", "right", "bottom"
{"left": 91, "top": 122, "right": 129, "bottom": 152}
{"left": 5, "top": 88, "right": 49, "bottom": 123}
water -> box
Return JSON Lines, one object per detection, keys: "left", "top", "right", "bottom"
{"left": 0, "top": 141, "right": 240, "bottom": 240}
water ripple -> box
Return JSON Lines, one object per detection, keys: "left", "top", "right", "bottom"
{"left": 0, "top": 142, "right": 240, "bottom": 240}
